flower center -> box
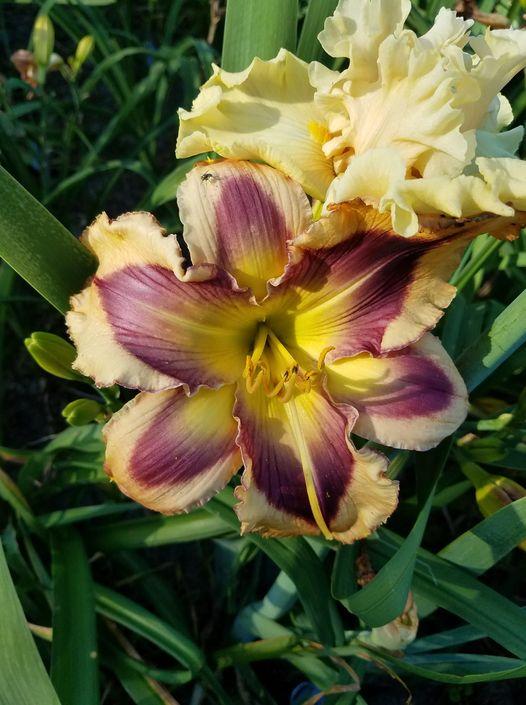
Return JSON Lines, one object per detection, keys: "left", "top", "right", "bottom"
{"left": 243, "top": 323, "right": 334, "bottom": 404}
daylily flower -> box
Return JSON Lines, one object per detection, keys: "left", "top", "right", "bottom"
{"left": 176, "top": 0, "right": 526, "bottom": 237}
{"left": 68, "top": 159, "right": 486, "bottom": 541}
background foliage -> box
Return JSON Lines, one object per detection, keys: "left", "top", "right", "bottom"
{"left": 1, "top": 1, "right": 526, "bottom": 703}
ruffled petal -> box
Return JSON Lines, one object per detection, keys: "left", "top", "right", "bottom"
{"left": 67, "top": 212, "right": 258, "bottom": 391}
{"left": 327, "top": 334, "right": 468, "bottom": 451}
{"left": 462, "top": 28, "right": 526, "bottom": 132}
{"left": 176, "top": 49, "right": 334, "bottom": 200}
{"left": 327, "top": 148, "right": 526, "bottom": 237}
{"left": 419, "top": 8, "right": 473, "bottom": 51}
{"left": 266, "top": 202, "right": 468, "bottom": 364}
{"left": 318, "top": 0, "right": 411, "bottom": 80}
{"left": 104, "top": 385, "right": 241, "bottom": 513}
{"left": 477, "top": 157, "right": 526, "bottom": 211}
{"left": 234, "top": 383, "right": 398, "bottom": 542}
{"left": 177, "top": 160, "right": 310, "bottom": 299}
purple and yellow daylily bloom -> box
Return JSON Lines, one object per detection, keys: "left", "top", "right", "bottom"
{"left": 68, "top": 159, "right": 481, "bottom": 541}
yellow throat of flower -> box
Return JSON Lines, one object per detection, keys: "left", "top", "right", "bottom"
{"left": 243, "top": 324, "right": 333, "bottom": 404}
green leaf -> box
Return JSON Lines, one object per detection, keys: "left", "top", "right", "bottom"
{"left": 439, "top": 496, "right": 526, "bottom": 576}
{"left": 0, "top": 541, "right": 61, "bottom": 705}
{"left": 94, "top": 585, "right": 203, "bottom": 672}
{"left": 296, "top": 0, "right": 338, "bottom": 62}
{"left": 221, "top": 0, "right": 299, "bottom": 71}
{"left": 85, "top": 510, "right": 233, "bottom": 552}
{"left": 51, "top": 529, "right": 99, "bottom": 705}
{"left": 456, "top": 289, "right": 526, "bottom": 391}
{"left": 207, "top": 492, "right": 343, "bottom": 647}
{"left": 0, "top": 166, "right": 96, "bottom": 313}
{"left": 335, "top": 441, "right": 448, "bottom": 627}
{"left": 356, "top": 645, "right": 526, "bottom": 684}
{"left": 369, "top": 529, "right": 526, "bottom": 659}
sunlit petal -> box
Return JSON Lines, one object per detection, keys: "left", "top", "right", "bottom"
{"left": 67, "top": 212, "right": 258, "bottom": 391}
{"left": 234, "top": 383, "right": 398, "bottom": 542}
{"left": 176, "top": 49, "right": 334, "bottom": 200}
{"left": 178, "top": 160, "right": 310, "bottom": 299}
{"left": 104, "top": 385, "right": 240, "bottom": 513}
{"left": 327, "top": 334, "right": 468, "bottom": 451}
{"left": 266, "top": 201, "right": 469, "bottom": 364}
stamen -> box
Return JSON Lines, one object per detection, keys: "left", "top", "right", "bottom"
{"left": 317, "top": 346, "right": 335, "bottom": 370}
{"left": 245, "top": 327, "right": 334, "bottom": 403}
{"left": 285, "top": 397, "right": 333, "bottom": 540}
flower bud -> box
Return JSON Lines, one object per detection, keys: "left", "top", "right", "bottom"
{"left": 69, "top": 35, "right": 94, "bottom": 78}
{"left": 462, "top": 461, "right": 526, "bottom": 549}
{"left": 359, "top": 593, "right": 419, "bottom": 651}
{"left": 32, "top": 15, "right": 54, "bottom": 68}
{"left": 61, "top": 399, "right": 105, "bottom": 426}
{"left": 24, "top": 332, "right": 86, "bottom": 382}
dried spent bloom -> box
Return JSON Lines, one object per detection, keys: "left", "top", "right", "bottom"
{"left": 176, "top": 0, "right": 526, "bottom": 237}
{"left": 67, "top": 160, "right": 481, "bottom": 540}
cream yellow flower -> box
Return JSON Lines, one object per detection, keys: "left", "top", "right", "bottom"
{"left": 176, "top": 0, "right": 526, "bottom": 237}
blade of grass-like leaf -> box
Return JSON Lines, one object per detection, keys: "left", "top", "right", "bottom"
{"left": 296, "top": 0, "right": 337, "bottom": 62}
{"left": 51, "top": 528, "right": 99, "bottom": 705}
{"left": 0, "top": 541, "right": 61, "bottom": 705}
{"left": 333, "top": 441, "right": 448, "bottom": 627}
{"left": 408, "top": 623, "right": 495, "bottom": 654}
{"left": 438, "top": 496, "right": 526, "bottom": 576}
{"left": 207, "top": 492, "right": 343, "bottom": 647}
{"left": 114, "top": 552, "right": 191, "bottom": 636}
{"left": 94, "top": 584, "right": 230, "bottom": 705}
{"left": 221, "top": 0, "right": 299, "bottom": 71}
{"left": 0, "top": 166, "right": 96, "bottom": 312}
{"left": 351, "top": 645, "right": 526, "bottom": 684}
{"left": 369, "top": 528, "right": 526, "bottom": 659}
{"left": 94, "top": 585, "right": 204, "bottom": 672}
{"left": 456, "top": 289, "right": 526, "bottom": 391}
{"left": 38, "top": 503, "right": 139, "bottom": 528}
{"left": 85, "top": 510, "right": 233, "bottom": 552}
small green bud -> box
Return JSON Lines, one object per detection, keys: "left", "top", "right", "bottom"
{"left": 69, "top": 35, "right": 94, "bottom": 78}
{"left": 76, "top": 35, "right": 94, "bottom": 66}
{"left": 32, "top": 14, "right": 54, "bottom": 68}
{"left": 61, "top": 399, "right": 105, "bottom": 426}
{"left": 24, "top": 332, "right": 85, "bottom": 382}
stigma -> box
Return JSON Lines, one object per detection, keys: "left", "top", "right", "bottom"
{"left": 243, "top": 324, "right": 334, "bottom": 403}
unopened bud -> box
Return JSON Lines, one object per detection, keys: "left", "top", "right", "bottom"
{"left": 76, "top": 35, "right": 94, "bottom": 66}
{"left": 359, "top": 593, "right": 419, "bottom": 651}
{"left": 32, "top": 15, "right": 54, "bottom": 67}
{"left": 24, "top": 332, "right": 85, "bottom": 382}
{"left": 61, "top": 399, "right": 105, "bottom": 426}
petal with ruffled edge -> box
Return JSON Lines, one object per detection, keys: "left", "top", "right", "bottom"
{"left": 104, "top": 385, "right": 241, "bottom": 513}
{"left": 318, "top": 0, "right": 411, "bottom": 82}
{"left": 266, "top": 201, "right": 469, "bottom": 365}
{"left": 67, "top": 212, "right": 258, "bottom": 391}
{"left": 234, "top": 383, "right": 398, "bottom": 542}
{"left": 327, "top": 33, "right": 469, "bottom": 177}
{"left": 176, "top": 49, "right": 334, "bottom": 201}
{"left": 327, "top": 334, "right": 468, "bottom": 451}
{"left": 461, "top": 28, "right": 526, "bottom": 132}
{"left": 327, "top": 147, "right": 526, "bottom": 237}
{"left": 477, "top": 157, "right": 526, "bottom": 211}
{"left": 418, "top": 8, "right": 473, "bottom": 51}
{"left": 177, "top": 160, "right": 311, "bottom": 299}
